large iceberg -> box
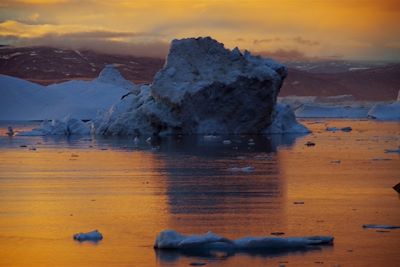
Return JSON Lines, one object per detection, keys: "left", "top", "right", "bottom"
{"left": 94, "top": 37, "right": 307, "bottom": 135}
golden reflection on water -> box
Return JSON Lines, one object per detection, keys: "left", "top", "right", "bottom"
{"left": 0, "top": 120, "right": 399, "bottom": 267}
{"left": 0, "top": 149, "right": 168, "bottom": 267}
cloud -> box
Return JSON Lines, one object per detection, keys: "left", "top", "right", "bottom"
{"left": 253, "top": 37, "right": 281, "bottom": 45}
{"left": 0, "top": 0, "right": 72, "bottom": 6}
{"left": 292, "top": 36, "right": 320, "bottom": 46}
{"left": 0, "top": 20, "right": 169, "bottom": 57}
{"left": 256, "top": 49, "right": 309, "bottom": 61}
{"left": 57, "top": 30, "right": 144, "bottom": 39}
{"left": 385, "top": 42, "right": 400, "bottom": 49}
{"left": 8, "top": 34, "right": 169, "bottom": 57}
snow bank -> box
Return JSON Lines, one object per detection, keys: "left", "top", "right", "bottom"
{"left": 367, "top": 102, "right": 400, "bottom": 121}
{"left": 154, "top": 230, "right": 334, "bottom": 250}
{"left": 263, "top": 103, "right": 310, "bottom": 134}
{"left": 0, "top": 65, "right": 130, "bottom": 120}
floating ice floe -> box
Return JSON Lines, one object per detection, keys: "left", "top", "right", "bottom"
{"left": 227, "top": 166, "right": 255, "bottom": 173}
{"left": 203, "top": 135, "right": 220, "bottom": 140}
{"left": 6, "top": 126, "right": 14, "bottom": 136}
{"left": 384, "top": 148, "right": 400, "bottom": 154}
{"left": 73, "top": 230, "right": 103, "bottom": 242}
{"left": 326, "top": 126, "right": 352, "bottom": 132}
{"left": 154, "top": 230, "right": 334, "bottom": 251}
{"left": 362, "top": 224, "right": 400, "bottom": 230}
{"left": 393, "top": 183, "right": 400, "bottom": 194}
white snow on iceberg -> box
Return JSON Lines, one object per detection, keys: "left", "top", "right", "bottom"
{"left": 367, "top": 102, "right": 400, "bottom": 121}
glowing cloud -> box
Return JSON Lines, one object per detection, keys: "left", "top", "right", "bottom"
{"left": 0, "top": 0, "right": 399, "bottom": 60}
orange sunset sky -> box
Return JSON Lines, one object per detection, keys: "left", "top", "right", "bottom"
{"left": 0, "top": 0, "right": 399, "bottom": 60}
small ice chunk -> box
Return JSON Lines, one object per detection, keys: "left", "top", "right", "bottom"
{"left": 305, "top": 141, "right": 315, "bottom": 146}
{"left": 228, "top": 166, "right": 254, "bottom": 173}
{"left": 6, "top": 126, "right": 14, "bottom": 136}
{"left": 222, "top": 140, "right": 232, "bottom": 145}
{"left": 326, "top": 127, "right": 352, "bottom": 132}
{"left": 203, "top": 135, "right": 220, "bottom": 140}
{"left": 73, "top": 230, "right": 103, "bottom": 242}
{"left": 341, "top": 127, "right": 352, "bottom": 132}
{"left": 384, "top": 148, "right": 400, "bottom": 154}
{"left": 190, "top": 263, "right": 206, "bottom": 266}
{"left": 326, "top": 127, "right": 338, "bottom": 132}
{"left": 393, "top": 183, "right": 400, "bottom": 194}
{"left": 362, "top": 224, "right": 400, "bottom": 230}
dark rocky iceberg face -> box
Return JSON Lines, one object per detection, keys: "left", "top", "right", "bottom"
{"left": 149, "top": 37, "right": 287, "bottom": 135}
{"left": 94, "top": 37, "right": 308, "bottom": 136}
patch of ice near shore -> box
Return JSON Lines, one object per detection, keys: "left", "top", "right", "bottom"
{"left": 19, "top": 117, "right": 91, "bottom": 136}
{"left": 279, "top": 95, "right": 400, "bottom": 121}
{"left": 264, "top": 103, "right": 310, "bottom": 134}
{"left": 367, "top": 102, "right": 400, "bottom": 121}
{"left": 295, "top": 103, "right": 370, "bottom": 118}
{"left": 154, "top": 230, "right": 334, "bottom": 250}
{"left": 73, "top": 230, "right": 103, "bottom": 242}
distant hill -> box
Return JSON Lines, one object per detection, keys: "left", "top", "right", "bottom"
{"left": 281, "top": 64, "right": 400, "bottom": 101}
{"left": 0, "top": 46, "right": 399, "bottom": 101}
{"left": 0, "top": 46, "right": 164, "bottom": 85}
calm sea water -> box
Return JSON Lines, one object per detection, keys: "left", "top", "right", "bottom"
{"left": 0, "top": 120, "right": 399, "bottom": 267}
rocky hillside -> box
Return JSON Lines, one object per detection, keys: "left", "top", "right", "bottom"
{"left": 0, "top": 46, "right": 164, "bottom": 84}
